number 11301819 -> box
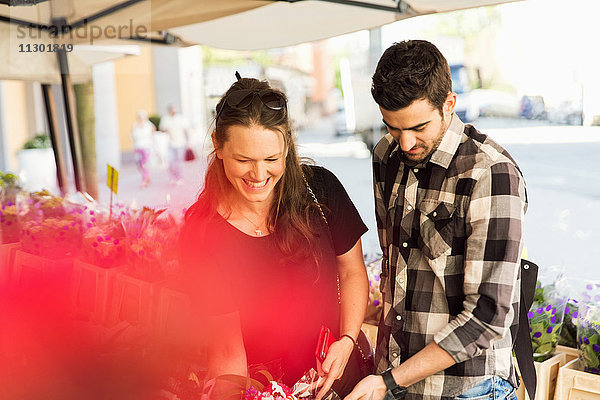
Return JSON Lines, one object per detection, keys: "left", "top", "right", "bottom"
{"left": 19, "top": 43, "right": 73, "bottom": 52}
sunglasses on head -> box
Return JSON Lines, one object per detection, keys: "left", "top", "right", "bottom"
{"left": 215, "top": 72, "right": 287, "bottom": 125}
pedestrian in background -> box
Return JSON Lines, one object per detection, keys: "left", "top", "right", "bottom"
{"left": 130, "top": 109, "right": 155, "bottom": 188}
{"left": 159, "top": 104, "right": 189, "bottom": 185}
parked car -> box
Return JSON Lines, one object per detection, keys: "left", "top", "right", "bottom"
{"left": 547, "top": 100, "right": 584, "bottom": 125}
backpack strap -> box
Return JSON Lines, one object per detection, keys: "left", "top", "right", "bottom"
{"left": 515, "top": 259, "right": 538, "bottom": 400}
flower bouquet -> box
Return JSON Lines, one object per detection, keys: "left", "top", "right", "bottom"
{"left": 528, "top": 272, "right": 568, "bottom": 362}
{"left": 364, "top": 255, "right": 383, "bottom": 325}
{"left": 17, "top": 190, "right": 84, "bottom": 258}
{"left": 577, "top": 291, "right": 600, "bottom": 374}
{"left": 0, "top": 172, "right": 22, "bottom": 243}
{"left": 122, "top": 207, "right": 180, "bottom": 281}
{"left": 79, "top": 205, "right": 127, "bottom": 268}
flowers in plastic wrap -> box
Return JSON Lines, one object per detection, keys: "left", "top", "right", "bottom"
{"left": 122, "top": 207, "right": 180, "bottom": 281}
{"left": 17, "top": 190, "right": 85, "bottom": 259}
{"left": 0, "top": 172, "right": 21, "bottom": 243}
{"left": 364, "top": 254, "right": 383, "bottom": 325}
{"left": 577, "top": 285, "right": 600, "bottom": 374}
{"left": 528, "top": 265, "right": 568, "bottom": 362}
{"left": 79, "top": 204, "right": 128, "bottom": 268}
{"left": 244, "top": 381, "right": 297, "bottom": 400}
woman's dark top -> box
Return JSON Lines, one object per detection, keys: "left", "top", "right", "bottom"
{"left": 178, "top": 165, "right": 368, "bottom": 386}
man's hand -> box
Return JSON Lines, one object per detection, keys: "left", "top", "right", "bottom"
{"left": 315, "top": 337, "right": 354, "bottom": 400}
{"left": 343, "top": 374, "right": 387, "bottom": 400}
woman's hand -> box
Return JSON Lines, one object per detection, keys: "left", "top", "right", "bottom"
{"left": 315, "top": 336, "right": 355, "bottom": 400}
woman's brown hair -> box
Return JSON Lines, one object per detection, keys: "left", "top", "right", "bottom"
{"left": 185, "top": 78, "right": 323, "bottom": 262}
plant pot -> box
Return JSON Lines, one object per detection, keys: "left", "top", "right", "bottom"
{"left": 17, "top": 148, "right": 58, "bottom": 194}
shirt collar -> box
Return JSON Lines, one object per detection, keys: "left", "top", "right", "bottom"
{"left": 428, "top": 113, "right": 464, "bottom": 169}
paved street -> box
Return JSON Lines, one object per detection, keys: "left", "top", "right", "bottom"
{"left": 97, "top": 116, "right": 600, "bottom": 282}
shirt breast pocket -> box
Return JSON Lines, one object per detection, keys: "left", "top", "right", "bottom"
{"left": 417, "top": 199, "right": 456, "bottom": 260}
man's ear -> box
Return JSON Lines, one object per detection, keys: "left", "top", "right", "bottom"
{"left": 212, "top": 132, "right": 222, "bottom": 159}
{"left": 444, "top": 92, "right": 457, "bottom": 117}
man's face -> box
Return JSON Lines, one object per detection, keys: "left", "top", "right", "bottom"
{"left": 379, "top": 94, "right": 456, "bottom": 163}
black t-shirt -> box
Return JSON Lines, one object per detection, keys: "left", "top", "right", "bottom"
{"left": 178, "top": 165, "right": 368, "bottom": 385}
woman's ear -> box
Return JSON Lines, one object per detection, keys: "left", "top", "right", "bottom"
{"left": 212, "top": 132, "right": 223, "bottom": 159}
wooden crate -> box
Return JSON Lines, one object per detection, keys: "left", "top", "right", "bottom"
{"left": 0, "top": 242, "right": 20, "bottom": 286}
{"left": 557, "top": 345, "right": 579, "bottom": 364}
{"left": 554, "top": 359, "right": 600, "bottom": 400}
{"left": 71, "top": 259, "right": 120, "bottom": 324}
{"left": 11, "top": 249, "right": 73, "bottom": 290}
{"left": 515, "top": 352, "right": 567, "bottom": 400}
{"left": 155, "top": 284, "right": 192, "bottom": 345}
{"left": 107, "top": 269, "right": 162, "bottom": 328}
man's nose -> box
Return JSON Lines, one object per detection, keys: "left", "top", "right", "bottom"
{"left": 399, "top": 131, "right": 417, "bottom": 152}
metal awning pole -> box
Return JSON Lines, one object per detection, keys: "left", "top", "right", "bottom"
{"left": 56, "top": 43, "right": 85, "bottom": 193}
{"left": 41, "top": 83, "right": 68, "bottom": 195}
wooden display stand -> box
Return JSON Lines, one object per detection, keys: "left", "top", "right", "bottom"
{"left": 515, "top": 352, "right": 567, "bottom": 400}
{"left": 554, "top": 359, "right": 600, "bottom": 400}
{"left": 71, "top": 259, "right": 121, "bottom": 324}
{"left": 0, "top": 242, "right": 20, "bottom": 285}
{"left": 361, "top": 323, "right": 378, "bottom": 351}
{"left": 11, "top": 249, "right": 73, "bottom": 289}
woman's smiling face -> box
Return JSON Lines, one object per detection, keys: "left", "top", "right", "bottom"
{"left": 216, "top": 124, "right": 287, "bottom": 207}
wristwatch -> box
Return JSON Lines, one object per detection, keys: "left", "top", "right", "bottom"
{"left": 381, "top": 368, "right": 408, "bottom": 399}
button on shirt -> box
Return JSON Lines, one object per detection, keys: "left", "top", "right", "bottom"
{"left": 372, "top": 114, "right": 528, "bottom": 400}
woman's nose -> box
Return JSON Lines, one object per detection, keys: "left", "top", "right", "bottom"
{"left": 250, "top": 162, "right": 267, "bottom": 180}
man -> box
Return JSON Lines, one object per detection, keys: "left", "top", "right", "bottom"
{"left": 159, "top": 104, "right": 189, "bottom": 185}
{"left": 345, "top": 40, "right": 527, "bottom": 400}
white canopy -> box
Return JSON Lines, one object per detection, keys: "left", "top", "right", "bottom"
{"left": 0, "top": 0, "right": 520, "bottom": 82}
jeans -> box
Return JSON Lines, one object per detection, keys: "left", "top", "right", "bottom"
{"left": 454, "top": 377, "right": 517, "bottom": 400}
{"left": 169, "top": 146, "right": 185, "bottom": 180}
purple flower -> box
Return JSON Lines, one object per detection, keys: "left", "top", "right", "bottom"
{"left": 537, "top": 308, "right": 543, "bottom": 314}
{"left": 533, "top": 331, "right": 542, "bottom": 338}
{"left": 551, "top": 315, "right": 557, "bottom": 324}
{"left": 373, "top": 300, "right": 380, "bottom": 306}
{"left": 584, "top": 337, "right": 590, "bottom": 345}
{"left": 565, "top": 306, "right": 571, "bottom": 315}
{"left": 593, "top": 344, "right": 600, "bottom": 352}
{"left": 546, "top": 326, "right": 553, "bottom": 334}
{"left": 595, "top": 295, "right": 600, "bottom": 302}
{"left": 529, "top": 327, "right": 533, "bottom": 332}
{"left": 587, "top": 284, "right": 593, "bottom": 290}
{"left": 573, "top": 311, "right": 579, "bottom": 319}
{"left": 546, "top": 305, "right": 552, "bottom": 311}
{"left": 552, "top": 308, "right": 557, "bottom": 315}
{"left": 528, "top": 311, "right": 534, "bottom": 319}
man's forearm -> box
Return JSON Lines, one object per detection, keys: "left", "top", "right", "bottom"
{"left": 390, "top": 340, "right": 455, "bottom": 387}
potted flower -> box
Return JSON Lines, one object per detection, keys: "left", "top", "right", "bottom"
{"left": 577, "top": 303, "right": 600, "bottom": 374}
{"left": 17, "top": 134, "right": 58, "bottom": 193}
{"left": 528, "top": 280, "right": 568, "bottom": 361}
{"left": 364, "top": 255, "right": 383, "bottom": 325}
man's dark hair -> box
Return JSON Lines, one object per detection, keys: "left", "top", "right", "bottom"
{"left": 371, "top": 40, "right": 452, "bottom": 113}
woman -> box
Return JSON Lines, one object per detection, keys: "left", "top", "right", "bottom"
{"left": 178, "top": 77, "right": 368, "bottom": 399}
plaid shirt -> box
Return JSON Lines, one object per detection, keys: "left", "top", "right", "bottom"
{"left": 373, "top": 114, "right": 528, "bottom": 399}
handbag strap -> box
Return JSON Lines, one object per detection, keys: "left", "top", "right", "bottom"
{"left": 303, "top": 174, "right": 371, "bottom": 363}
{"left": 515, "top": 259, "right": 538, "bottom": 400}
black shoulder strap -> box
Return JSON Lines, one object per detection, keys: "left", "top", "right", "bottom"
{"left": 515, "top": 259, "right": 538, "bottom": 400}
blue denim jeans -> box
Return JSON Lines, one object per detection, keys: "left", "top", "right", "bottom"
{"left": 454, "top": 377, "right": 517, "bottom": 400}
